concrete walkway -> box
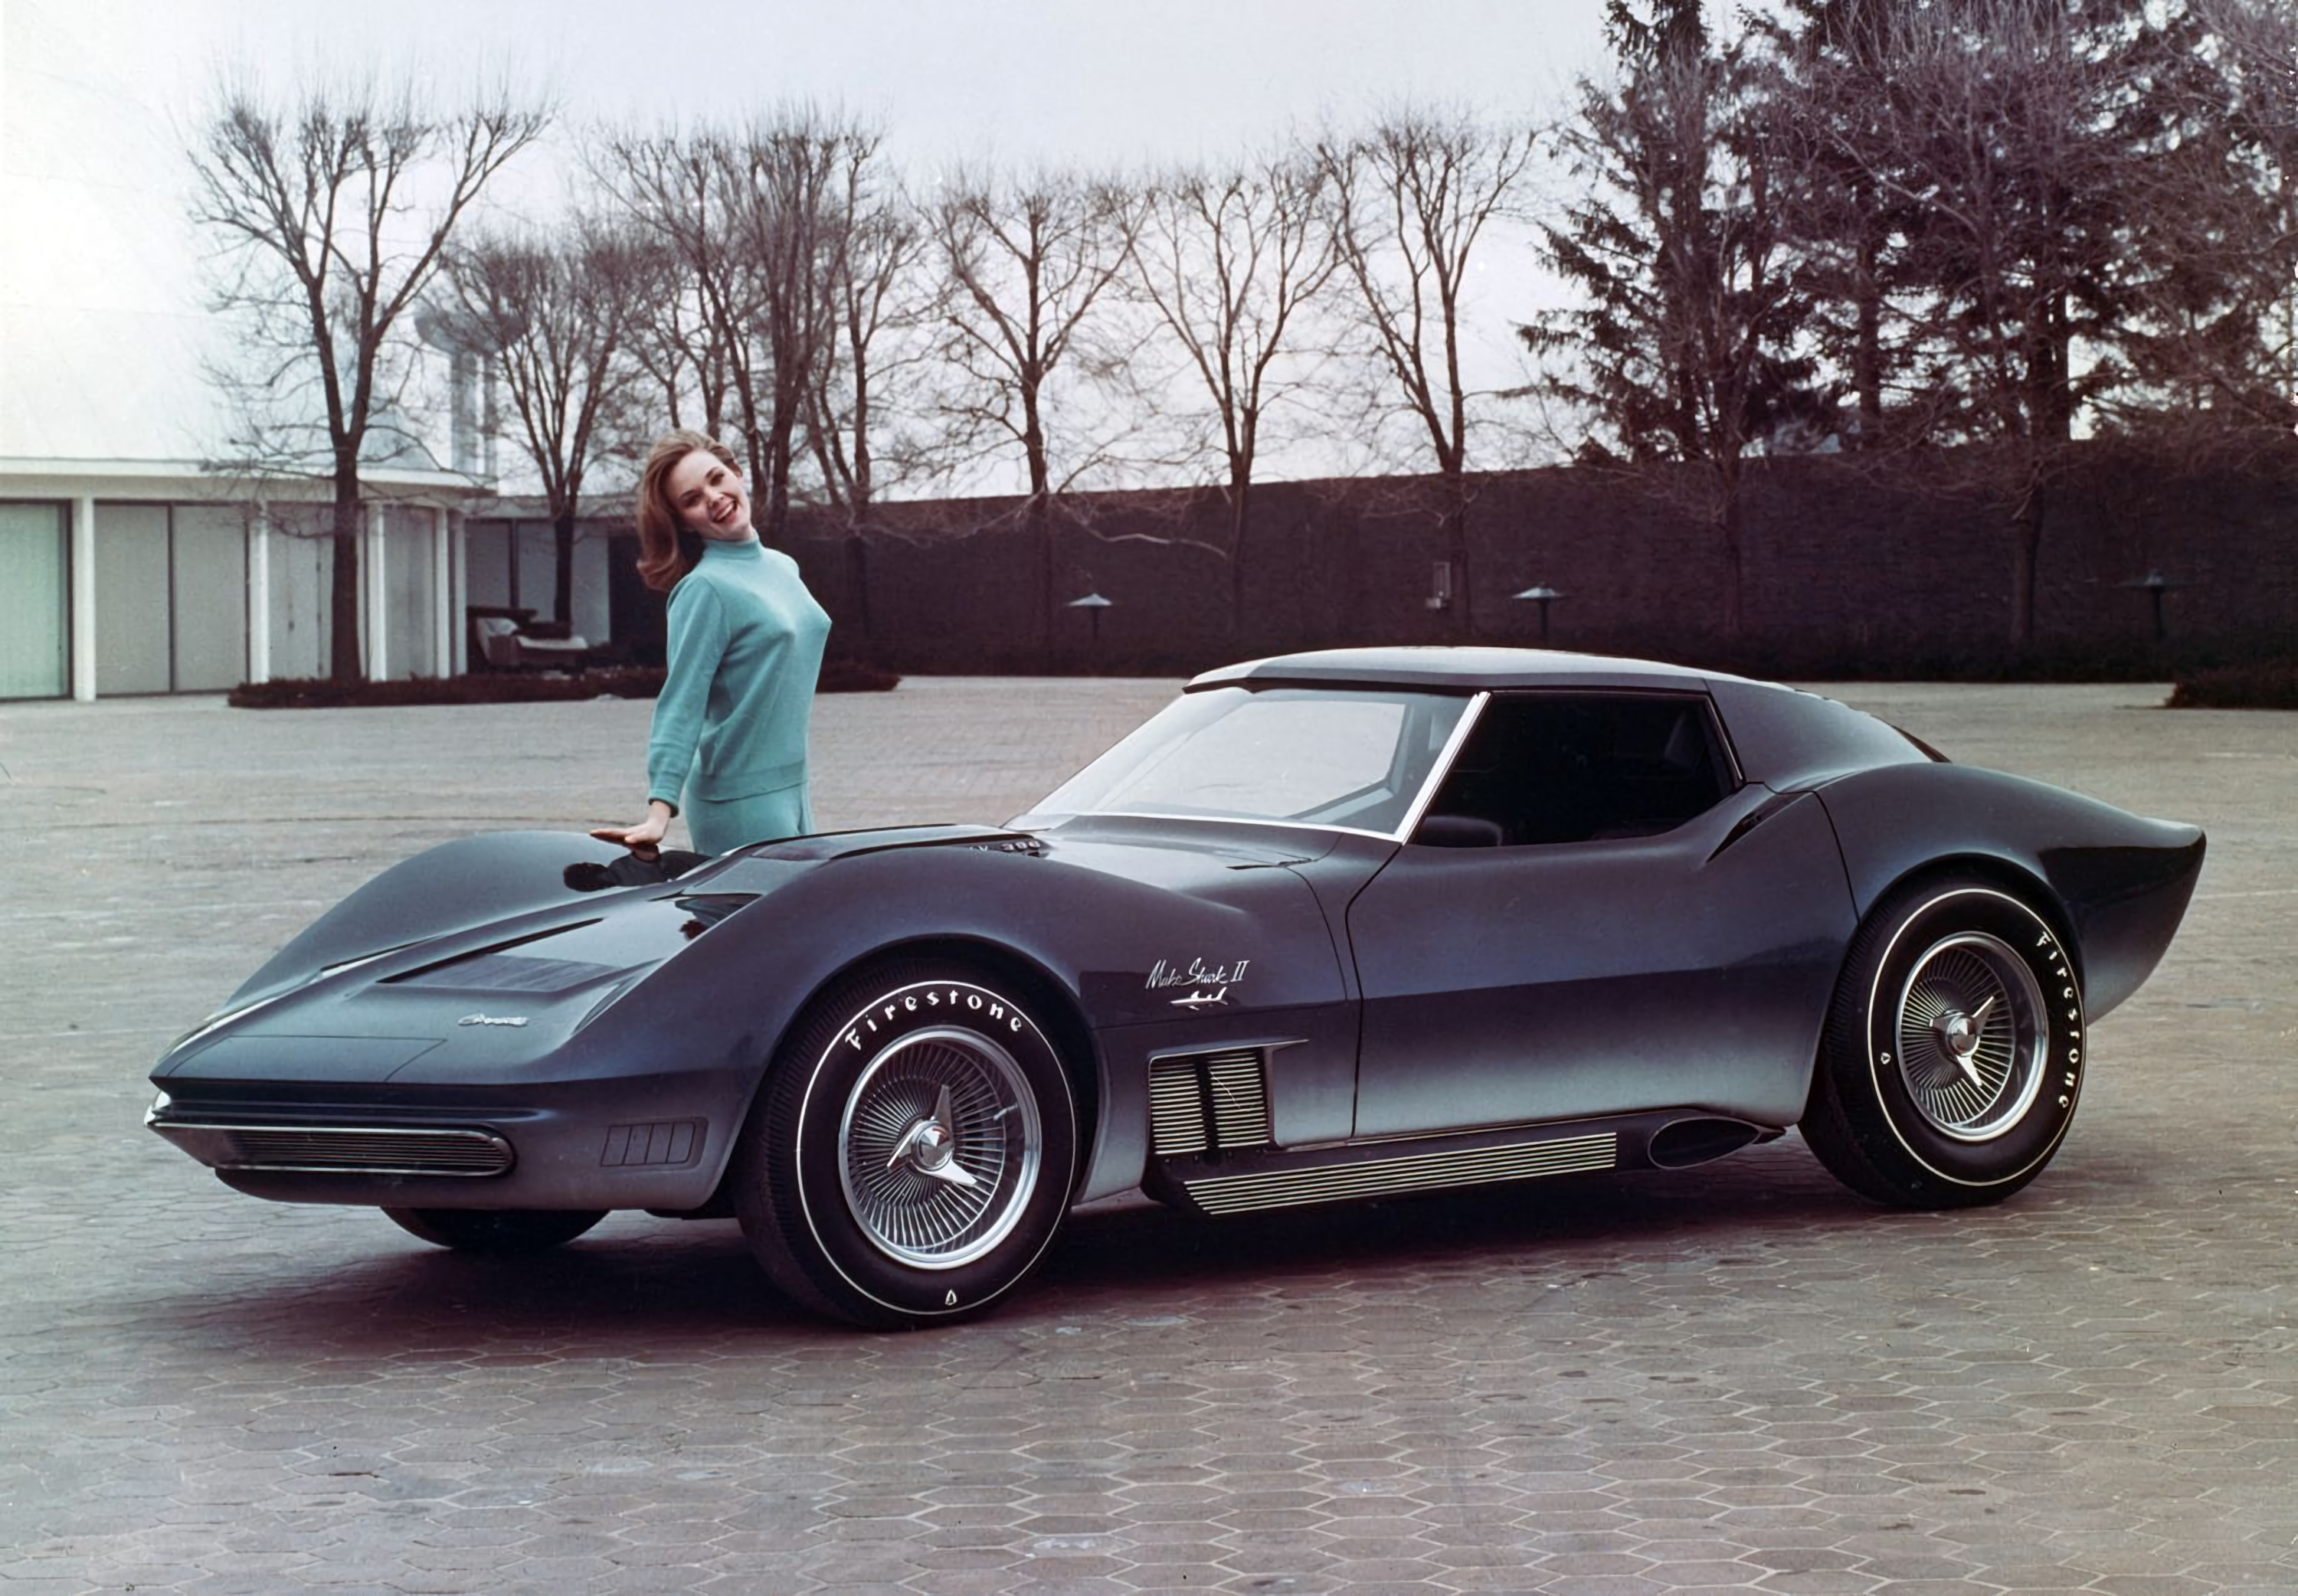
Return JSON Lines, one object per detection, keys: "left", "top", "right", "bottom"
{"left": 1, "top": 677, "right": 2292, "bottom": 1594}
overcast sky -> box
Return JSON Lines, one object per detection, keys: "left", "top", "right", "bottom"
{"left": 86, "top": 0, "right": 1612, "bottom": 173}
{"left": 10, "top": 0, "right": 1618, "bottom": 475}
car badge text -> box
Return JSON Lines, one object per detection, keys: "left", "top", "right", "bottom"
{"left": 458, "top": 1013, "right": 531, "bottom": 1028}
{"left": 1147, "top": 957, "right": 1250, "bottom": 1008}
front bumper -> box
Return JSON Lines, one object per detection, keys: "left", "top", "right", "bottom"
{"left": 146, "top": 1068, "right": 747, "bottom": 1212}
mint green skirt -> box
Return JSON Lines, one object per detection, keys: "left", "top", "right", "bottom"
{"left": 683, "top": 783, "right": 813, "bottom": 855}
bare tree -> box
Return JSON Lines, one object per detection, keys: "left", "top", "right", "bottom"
{"left": 618, "top": 235, "right": 732, "bottom": 437}
{"left": 804, "top": 136, "right": 932, "bottom": 646}
{"left": 446, "top": 217, "right": 652, "bottom": 628}
{"left": 599, "top": 108, "right": 877, "bottom": 546}
{"left": 1319, "top": 107, "right": 1537, "bottom": 634}
{"left": 1130, "top": 148, "right": 1343, "bottom": 639}
{"left": 597, "top": 129, "right": 774, "bottom": 502}
{"left": 807, "top": 130, "right": 929, "bottom": 515}
{"left": 188, "top": 69, "right": 548, "bottom": 682}
{"left": 926, "top": 167, "right": 1142, "bottom": 659}
{"left": 721, "top": 115, "right": 854, "bottom": 542}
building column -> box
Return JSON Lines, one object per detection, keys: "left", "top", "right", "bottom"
{"left": 71, "top": 495, "right": 97, "bottom": 702}
{"left": 246, "top": 509, "right": 273, "bottom": 685}
{"left": 432, "top": 505, "right": 457, "bottom": 678}
{"left": 365, "top": 502, "right": 389, "bottom": 681}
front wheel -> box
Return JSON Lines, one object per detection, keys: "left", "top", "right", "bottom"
{"left": 735, "top": 962, "right": 1080, "bottom": 1329}
{"left": 1802, "top": 878, "right": 2084, "bottom": 1208}
{"left": 384, "top": 1207, "right": 607, "bottom": 1252}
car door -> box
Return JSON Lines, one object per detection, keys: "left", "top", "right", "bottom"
{"left": 1344, "top": 691, "right": 1858, "bottom": 1137}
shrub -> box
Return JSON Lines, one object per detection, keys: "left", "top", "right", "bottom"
{"left": 2168, "top": 659, "right": 2298, "bottom": 711}
{"left": 230, "top": 660, "right": 899, "bottom": 710}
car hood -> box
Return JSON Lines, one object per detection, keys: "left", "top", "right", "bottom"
{"left": 155, "top": 817, "right": 1361, "bottom": 1085}
{"left": 188, "top": 818, "right": 1342, "bottom": 1022}
{"left": 205, "top": 826, "right": 1031, "bottom": 1012}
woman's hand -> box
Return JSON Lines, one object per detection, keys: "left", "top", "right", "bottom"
{"left": 591, "top": 800, "right": 675, "bottom": 859}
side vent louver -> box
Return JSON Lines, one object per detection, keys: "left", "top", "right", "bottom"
{"left": 1149, "top": 1048, "right": 1273, "bottom": 1157}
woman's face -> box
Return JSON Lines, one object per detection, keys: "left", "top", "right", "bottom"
{"left": 665, "top": 449, "right": 754, "bottom": 541}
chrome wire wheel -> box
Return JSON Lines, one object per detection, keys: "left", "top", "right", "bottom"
{"left": 1891, "top": 930, "right": 2048, "bottom": 1142}
{"left": 1805, "top": 879, "right": 2083, "bottom": 1208}
{"left": 837, "top": 1026, "right": 1044, "bottom": 1270}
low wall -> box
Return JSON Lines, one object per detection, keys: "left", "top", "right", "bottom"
{"left": 484, "top": 444, "right": 2298, "bottom": 678}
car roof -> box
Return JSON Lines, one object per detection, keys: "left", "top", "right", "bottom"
{"left": 1188, "top": 646, "right": 1733, "bottom": 695}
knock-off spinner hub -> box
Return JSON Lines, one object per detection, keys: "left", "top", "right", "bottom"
{"left": 1940, "top": 1011, "right": 1981, "bottom": 1059}
{"left": 905, "top": 1119, "right": 954, "bottom": 1172}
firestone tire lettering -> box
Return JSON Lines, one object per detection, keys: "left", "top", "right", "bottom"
{"left": 735, "top": 962, "right": 1079, "bottom": 1329}
{"left": 1802, "top": 878, "right": 2084, "bottom": 1210}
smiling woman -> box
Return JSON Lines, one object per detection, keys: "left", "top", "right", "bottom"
{"left": 588, "top": 430, "right": 832, "bottom": 859}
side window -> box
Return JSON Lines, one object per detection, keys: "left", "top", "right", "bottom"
{"left": 1416, "top": 693, "right": 1733, "bottom": 846}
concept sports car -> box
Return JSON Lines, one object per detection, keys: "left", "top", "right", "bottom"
{"left": 149, "top": 648, "right": 2205, "bottom": 1328}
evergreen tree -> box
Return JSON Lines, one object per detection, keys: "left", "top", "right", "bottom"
{"left": 1523, "top": 0, "right": 1811, "bottom": 636}
{"left": 1771, "top": 0, "right": 2298, "bottom": 643}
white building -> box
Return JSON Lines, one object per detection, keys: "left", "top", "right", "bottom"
{"left": 1, "top": 0, "right": 486, "bottom": 700}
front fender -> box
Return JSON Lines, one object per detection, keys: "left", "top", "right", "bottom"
{"left": 574, "top": 835, "right": 1356, "bottom": 1201}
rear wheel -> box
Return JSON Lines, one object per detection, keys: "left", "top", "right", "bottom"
{"left": 1802, "top": 878, "right": 2084, "bottom": 1208}
{"left": 384, "top": 1207, "right": 607, "bottom": 1252}
{"left": 735, "top": 962, "right": 1079, "bottom": 1329}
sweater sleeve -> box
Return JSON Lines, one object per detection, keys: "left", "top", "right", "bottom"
{"left": 645, "top": 580, "right": 729, "bottom": 809}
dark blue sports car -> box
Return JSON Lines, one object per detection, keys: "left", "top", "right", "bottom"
{"left": 149, "top": 649, "right": 2205, "bottom": 1327}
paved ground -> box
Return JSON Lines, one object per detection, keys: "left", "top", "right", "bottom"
{"left": 0, "top": 676, "right": 2291, "bottom": 1595}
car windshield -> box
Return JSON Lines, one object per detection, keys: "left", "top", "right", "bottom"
{"left": 1020, "top": 685, "right": 1474, "bottom": 836}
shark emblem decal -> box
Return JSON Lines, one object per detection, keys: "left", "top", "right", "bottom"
{"left": 1147, "top": 957, "right": 1252, "bottom": 1009}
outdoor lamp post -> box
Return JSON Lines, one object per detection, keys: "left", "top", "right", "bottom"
{"left": 1067, "top": 591, "right": 1112, "bottom": 646}
{"left": 1512, "top": 584, "right": 1566, "bottom": 645}
{"left": 2117, "top": 570, "right": 2185, "bottom": 644}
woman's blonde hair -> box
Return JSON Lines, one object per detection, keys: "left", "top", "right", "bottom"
{"left": 635, "top": 429, "right": 741, "bottom": 593}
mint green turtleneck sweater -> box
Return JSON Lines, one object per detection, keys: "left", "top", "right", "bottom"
{"left": 647, "top": 538, "right": 830, "bottom": 810}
